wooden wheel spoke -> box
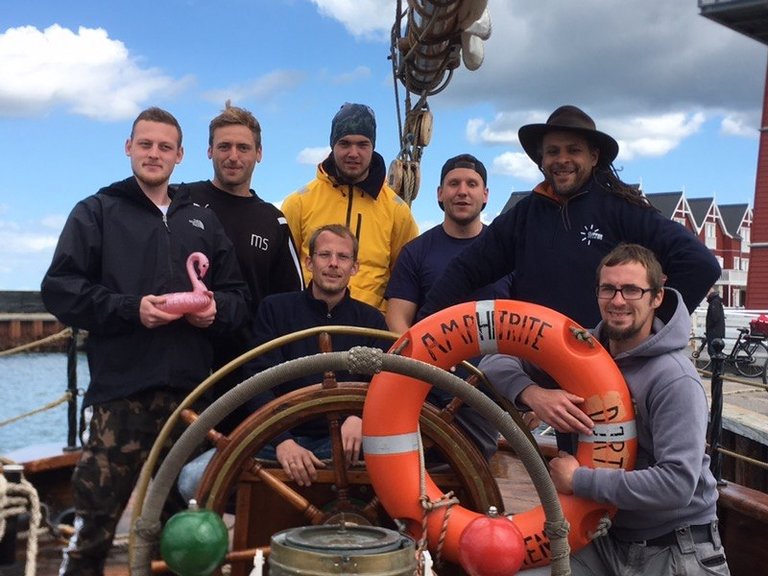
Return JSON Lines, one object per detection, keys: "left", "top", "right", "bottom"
{"left": 325, "top": 411, "right": 352, "bottom": 507}
{"left": 245, "top": 458, "right": 328, "bottom": 525}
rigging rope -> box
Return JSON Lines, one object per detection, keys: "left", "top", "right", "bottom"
{"left": 0, "top": 391, "right": 73, "bottom": 429}
{"left": 0, "top": 327, "right": 72, "bottom": 357}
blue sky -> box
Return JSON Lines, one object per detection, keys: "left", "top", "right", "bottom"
{"left": 1, "top": 0, "right": 766, "bottom": 290}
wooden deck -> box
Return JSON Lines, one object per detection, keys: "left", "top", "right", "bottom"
{"left": 7, "top": 448, "right": 543, "bottom": 576}
{"left": 8, "top": 442, "right": 768, "bottom": 576}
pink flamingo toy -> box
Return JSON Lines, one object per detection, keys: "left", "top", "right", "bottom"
{"left": 156, "top": 252, "right": 212, "bottom": 314}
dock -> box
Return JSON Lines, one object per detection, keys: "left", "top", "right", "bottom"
{"left": 0, "top": 291, "right": 72, "bottom": 352}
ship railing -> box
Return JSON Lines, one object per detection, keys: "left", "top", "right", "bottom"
{"left": 0, "top": 328, "right": 81, "bottom": 452}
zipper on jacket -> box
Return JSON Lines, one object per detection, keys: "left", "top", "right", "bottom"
{"left": 345, "top": 185, "right": 354, "bottom": 228}
{"left": 343, "top": 184, "right": 363, "bottom": 239}
{"left": 161, "top": 207, "right": 173, "bottom": 288}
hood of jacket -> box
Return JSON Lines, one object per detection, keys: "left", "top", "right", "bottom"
{"left": 320, "top": 150, "right": 388, "bottom": 200}
{"left": 594, "top": 286, "right": 690, "bottom": 360}
{"left": 98, "top": 176, "right": 192, "bottom": 212}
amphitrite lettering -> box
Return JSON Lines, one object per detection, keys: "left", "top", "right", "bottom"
{"left": 419, "top": 306, "right": 553, "bottom": 362}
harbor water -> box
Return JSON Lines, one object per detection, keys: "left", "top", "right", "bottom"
{"left": 0, "top": 352, "right": 88, "bottom": 454}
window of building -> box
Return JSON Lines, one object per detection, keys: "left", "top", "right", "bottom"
{"left": 705, "top": 222, "right": 716, "bottom": 249}
{"left": 741, "top": 226, "right": 751, "bottom": 249}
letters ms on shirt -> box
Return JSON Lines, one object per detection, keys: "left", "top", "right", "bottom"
{"left": 250, "top": 234, "right": 269, "bottom": 250}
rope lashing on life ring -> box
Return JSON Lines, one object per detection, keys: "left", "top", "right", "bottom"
{"left": 362, "top": 299, "right": 637, "bottom": 569}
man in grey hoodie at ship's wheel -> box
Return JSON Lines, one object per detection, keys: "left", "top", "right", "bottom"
{"left": 483, "top": 244, "right": 730, "bottom": 575}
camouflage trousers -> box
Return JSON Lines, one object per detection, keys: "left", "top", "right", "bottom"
{"left": 59, "top": 388, "right": 187, "bottom": 576}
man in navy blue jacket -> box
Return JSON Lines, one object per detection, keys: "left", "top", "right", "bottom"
{"left": 178, "top": 223, "right": 388, "bottom": 495}
{"left": 420, "top": 105, "right": 719, "bottom": 327}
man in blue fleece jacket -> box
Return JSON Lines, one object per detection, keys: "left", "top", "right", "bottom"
{"left": 482, "top": 244, "right": 729, "bottom": 575}
{"left": 419, "top": 105, "right": 719, "bottom": 328}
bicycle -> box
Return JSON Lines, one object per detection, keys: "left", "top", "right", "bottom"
{"left": 689, "top": 327, "right": 768, "bottom": 378}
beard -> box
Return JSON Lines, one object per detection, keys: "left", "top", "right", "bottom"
{"left": 135, "top": 170, "right": 170, "bottom": 188}
{"left": 602, "top": 322, "right": 643, "bottom": 342}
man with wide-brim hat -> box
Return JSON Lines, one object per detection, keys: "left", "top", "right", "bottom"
{"left": 518, "top": 105, "right": 621, "bottom": 198}
{"left": 418, "top": 99, "right": 719, "bottom": 383}
{"left": 519, "top": 105, "right": 619, "bottom": 169}
{"left": 419, "top": 103, "right": 720, "bottom": 455}
{"left": 419, "top": 102, "right": 718, "bottom": 325}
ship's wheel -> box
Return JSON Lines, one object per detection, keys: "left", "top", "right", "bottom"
{"left": 129, "top": 328, "right": 506, "bottom": 576}
{"left": 190, "top": 382, "right": 502, "bottom": 576}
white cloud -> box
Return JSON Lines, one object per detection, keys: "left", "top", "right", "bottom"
{"left": 310, "top": 0, "right": 393, "bottom": 40}
{"left": 332, "top": 66, "right": 372, "bottom": 85}
{"left": 416, "top": 218, "right": 437, "bottom": 234}
{"left": 467, "top": 117, "right": 519, "bottom": 145}
{"left": 297, "top": 147, "right": 330, "bottom": 165}
{"left": 466, "top": 110, "right": 549, "bottom": 146}
{"left": 442, "top": 1, "right": 763, "bottom": 139}
{"left": 721, "top": 114, "right": 760, "bottom": 138}
{"left": 40, "top": 214, "right": 68, "bottom": 230}
{"left": 0, "top": 229, "right": 58, "bottom": 253}
{"left": 474, "top": 110, "right": 706, "bottom": 170}
{"left": 611, "top": 112, "right": 705, "bottom": 160}
{"left": 492, "top": 152, "right": 540, "bottom": 182}
{"left": 203, "top": 70, "right": 306, "bottom": 104}
{"left": 0, "top": 24, "right": 189, "bottom": 121}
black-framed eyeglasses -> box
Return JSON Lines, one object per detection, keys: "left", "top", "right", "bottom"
{"left": 596, "top": 284, "right": 655, "bottom": 301}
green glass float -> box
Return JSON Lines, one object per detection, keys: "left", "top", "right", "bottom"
{"left": 160, "top": 499, "right": 229, "bottom": 576}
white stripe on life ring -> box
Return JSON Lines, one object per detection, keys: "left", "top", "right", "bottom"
{"left": 579, "top": 421, "right": 638, "bottom": 444}
{"left": 475, "top": 300, "right": 499, "bottom": 355}
{"left": 363, "top": 432, "right": 420, "bottom": 455}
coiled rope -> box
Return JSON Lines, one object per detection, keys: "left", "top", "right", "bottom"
{"left": 0, "top": 470, "right": 41, "bottom": 576}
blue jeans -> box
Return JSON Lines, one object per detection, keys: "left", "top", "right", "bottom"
{"left": 177, "top": 436, "right": 333, "bottom": 502}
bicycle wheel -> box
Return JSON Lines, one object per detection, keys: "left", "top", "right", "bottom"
{"left": 763, "top": 356, "right": 768, "bottom": 386}
{"left": 734, "top": 339, "right": 768, "bottom": 378}
{"left": 688, "top": 336, "right": 711, "bottom": 371}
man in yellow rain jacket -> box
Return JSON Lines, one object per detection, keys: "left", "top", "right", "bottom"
{"left": 281, "top": 103, "right": 418, "bottom": 312}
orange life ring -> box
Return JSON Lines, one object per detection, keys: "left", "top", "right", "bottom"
{"left": 362, "top": 299, "right": 637, "bottom": 569}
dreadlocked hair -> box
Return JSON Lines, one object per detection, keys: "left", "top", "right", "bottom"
{"left": 594, "top": 165, "right": 658, "bottom": 211}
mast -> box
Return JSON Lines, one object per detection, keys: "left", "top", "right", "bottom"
{"left": 699, "top": 0, "right": 768, "bottom": 307}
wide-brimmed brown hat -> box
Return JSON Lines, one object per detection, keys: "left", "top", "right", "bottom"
{"left": 518, "top": 105, "right": 619, "bottom": 168}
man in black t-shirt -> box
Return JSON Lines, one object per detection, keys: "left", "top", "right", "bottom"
{"left": 181, "top": 102, "right": 305, "bottom": 402}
